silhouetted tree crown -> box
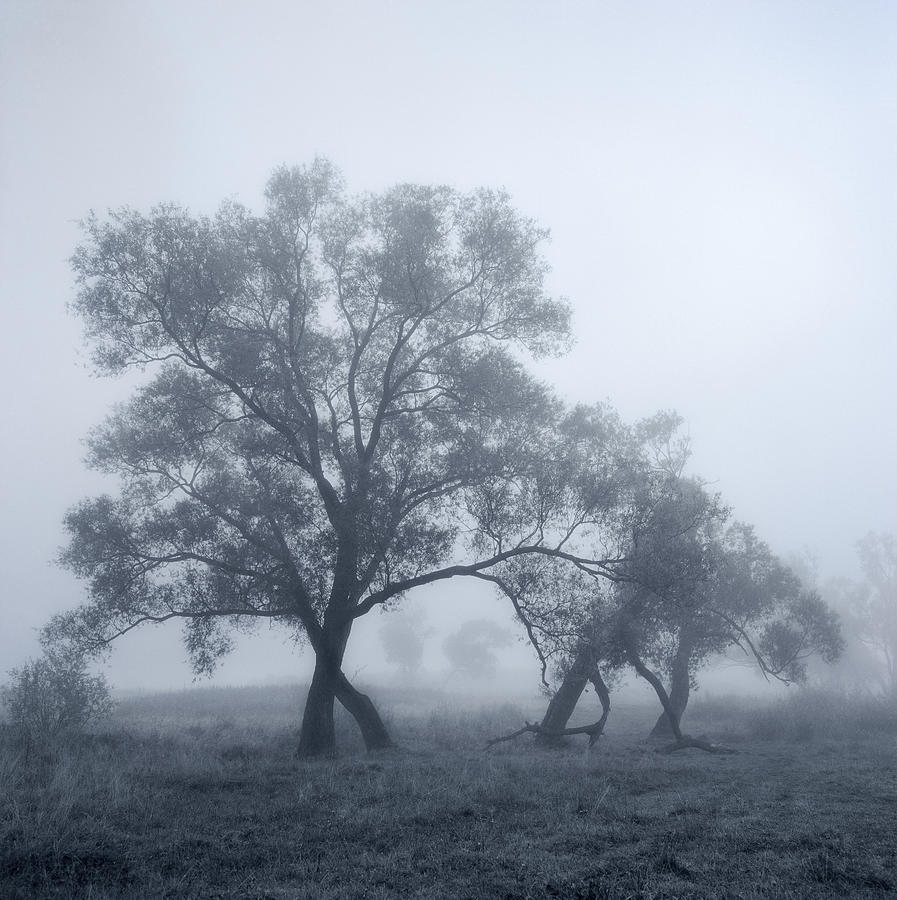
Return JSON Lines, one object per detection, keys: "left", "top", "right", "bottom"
{"left": 52, "top": 160, "right": 606, "bottom": 755}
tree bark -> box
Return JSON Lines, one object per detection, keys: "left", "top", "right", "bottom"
{"left": 489, "top": 659, "right": 611, "bottom": 749}
{"left": 649, "top": 627, "right": 694, "bottom": 737}
{"left": 297, "top": 616, "right": 394, "bottom": 757}
{"left": 334, "top": 670, "right": 394, "bottom": 751}
{"left": 536, "top": 646, "right": 594, "bottom": 744}
{"left": 621, "top": 633, "right": 684, "bottom": 743}
{"left": 589, "top": 666, "right": 612, "bottom": 734}
{"left": 536, "top": 644, "right": 610, "bottom": 745}
{"left": 298, "top": 659, "right": 339, "bottom": 757}
{"left": 623, "top": 630, "right": 734, "bottom": 754}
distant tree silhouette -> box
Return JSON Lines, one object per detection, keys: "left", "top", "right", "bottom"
{"left": 379, "top": 608, "right": 429, "bottom": 676}
{"left": 442, "top": 619, "right": 513, "bottom": 681}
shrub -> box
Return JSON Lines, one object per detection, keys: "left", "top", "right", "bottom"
{"left": 1, "top": 650, "right": 114, "bottom": 748}
{"left": 691, "top": 687, "right": 897, "bottom": 743}
{"left": 748, "top": 688, "right": 897, "bottom": 742}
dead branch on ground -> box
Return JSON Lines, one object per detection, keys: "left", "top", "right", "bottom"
{"left": 655, "top": 735, "right": 738, "bottom": 754}
{"left": 486, "top": 719, "right": 606, "bottom": 749}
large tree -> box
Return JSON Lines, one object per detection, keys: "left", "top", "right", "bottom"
{"left": 50, "top": 160, "right": 629, "bottom": 756}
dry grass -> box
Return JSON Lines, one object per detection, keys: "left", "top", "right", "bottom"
{"left": 1, "top": 685, "right": 895, "bottom": 898}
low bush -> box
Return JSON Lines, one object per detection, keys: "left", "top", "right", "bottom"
{"left": 1, "top": 651, "right": 114, "bottom": 751}
{"left": 691, "top": 687, "right": 897, "bottom": 742}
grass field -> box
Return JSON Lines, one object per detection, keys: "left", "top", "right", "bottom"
{"left": 1, "top": 685, "right": 895, "bottom": 899}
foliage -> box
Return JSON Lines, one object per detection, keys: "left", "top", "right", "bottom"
{"left": 51, "top": 158, "right": 609, "bottom": 753}
{"left": 442, "top": 618, "right": 513, "bottom": 679}
{"left": 755, "top": 587, "right": 843, "bottom": 682}
{"left": 1, "top": 650, "right": 114, "bottom": 747}
{"left": 494, "top": 451, "right": 843, "bottom": 741}
{"left": 614, "top": 481, "right": 841, "bottom": 683}
{"left": 477, "top": 408, "right": 693, "bottom": 684}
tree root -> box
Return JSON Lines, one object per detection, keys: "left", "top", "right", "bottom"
{"left": 486, "top": 719, "right": 606, "bottom": 749}
{"left": 656, "top": 735, "right": 738, "bottom": 754}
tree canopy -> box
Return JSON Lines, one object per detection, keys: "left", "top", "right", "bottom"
{"left": 48, "top": 160, "right": 843, "bottom": 757}
{"left": 51, "top": 160, "right": 631, "bottom": 755}
{"left": 489, "top": 448, "right": 842, "bottom": 747}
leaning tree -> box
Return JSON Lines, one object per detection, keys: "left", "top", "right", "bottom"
{"left": 483, "top": 408, "right": 697, "bottom": 745}
{"left": 636, "top": 519, "right": 844, "bottom": 738}
{"left": 49, "top": 160, "right": 630, "bottom": 756}
{"left": 604, "top": 478, "right": 843, "bottom": 743}
{"left": 490, "top": 452, "right": 843, "bottom": 750}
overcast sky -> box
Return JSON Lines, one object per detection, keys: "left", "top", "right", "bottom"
{"left": 1, "top": 0, "right": 895, "bottom": 690}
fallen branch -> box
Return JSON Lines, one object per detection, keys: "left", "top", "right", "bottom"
{"left": 486, "top": 718, "right": 607, "bottom": 749}
{"left": 656, "top": 735, "right": 738, "bottom": 754}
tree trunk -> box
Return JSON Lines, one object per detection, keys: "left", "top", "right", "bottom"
{"left": 589, "top": 666, "right": 612, "bottom": 734}
{"left": 649, "top": 628, "right": 694, "bottom": 737}
{"left": 297, "top": 617, "right": 394, "bottom": 757}
{"left": 334, "top": 670, "right": 394, "bottom": 751}
{"left": 536, "top": 644, "right": 610, "bottom": 745}
{"left": 633, "top": 658, "right": 684, "bottom": 742}
{"left": 298, "top": 659, "right": 339, "bottom": 757}
{"left": 621, "top": 629, "right": 734, "bottom": 755}
{"left": 621, "top": 632, "right": 685, "bottom": 743}
{"left": 536, "top": 647, "right": 593, "bottom": 744}
{"left": 486, "top": 651, "right": 611, "bottom": 750}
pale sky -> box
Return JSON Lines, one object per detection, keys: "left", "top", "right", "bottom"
{"left": 1, "top": 0, "right": 895, "bottom": 690}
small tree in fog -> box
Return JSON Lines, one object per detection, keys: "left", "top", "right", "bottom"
{"left": 837, "top": 532, "right": 897, "bottom": 698}
{"left": 379, "top": 609, "right": 429, "bottom": 676}
{"left": 1, "top": 650, "right": 114, "bottom": 750}
{"left": 442, "top": 619, "right": 513, "bottom": 681}
{"left": 630, "top": 513, "right": 843, "bottom": 738}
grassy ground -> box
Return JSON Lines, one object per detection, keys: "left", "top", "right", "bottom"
{"left": 1, "top": 686, "right": 895, "bottom": 899}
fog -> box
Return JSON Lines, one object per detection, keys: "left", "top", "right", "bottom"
{"left": 1, "top": 1, "right": 894, "bottom": 696}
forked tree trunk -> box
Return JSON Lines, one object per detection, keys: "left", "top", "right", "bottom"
{"left": 622, "top": 631, "right": 734, "bottom": 755}
{"left": 537, "top": 646, "right": 594, "bottom": 743}
{"left": 648, "top": 660, "right": 690, "bottom": 737}
{"left": 649, "top": 628, "right": 694, "bottom": 738}
{"left": 537, "top": 645, "right": 610, "bottom": 744}
{"left": 334, "top": 670, "right": 393, "bottom": 751}
{"left": 624, "top": 643, "right": 684, "bottom": 743}
{"left": 297, "top": 619, "right": 394, "bottom": 758}
{"left": 589, "top": 667, "right": 612, "bottom": 731}
{"left": 298, "top": 659, "right": 339, "bottom": 757}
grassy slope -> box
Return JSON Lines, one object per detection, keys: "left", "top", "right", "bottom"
{"left": 1, "top": 687, "right": 895, "bottom": 899}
